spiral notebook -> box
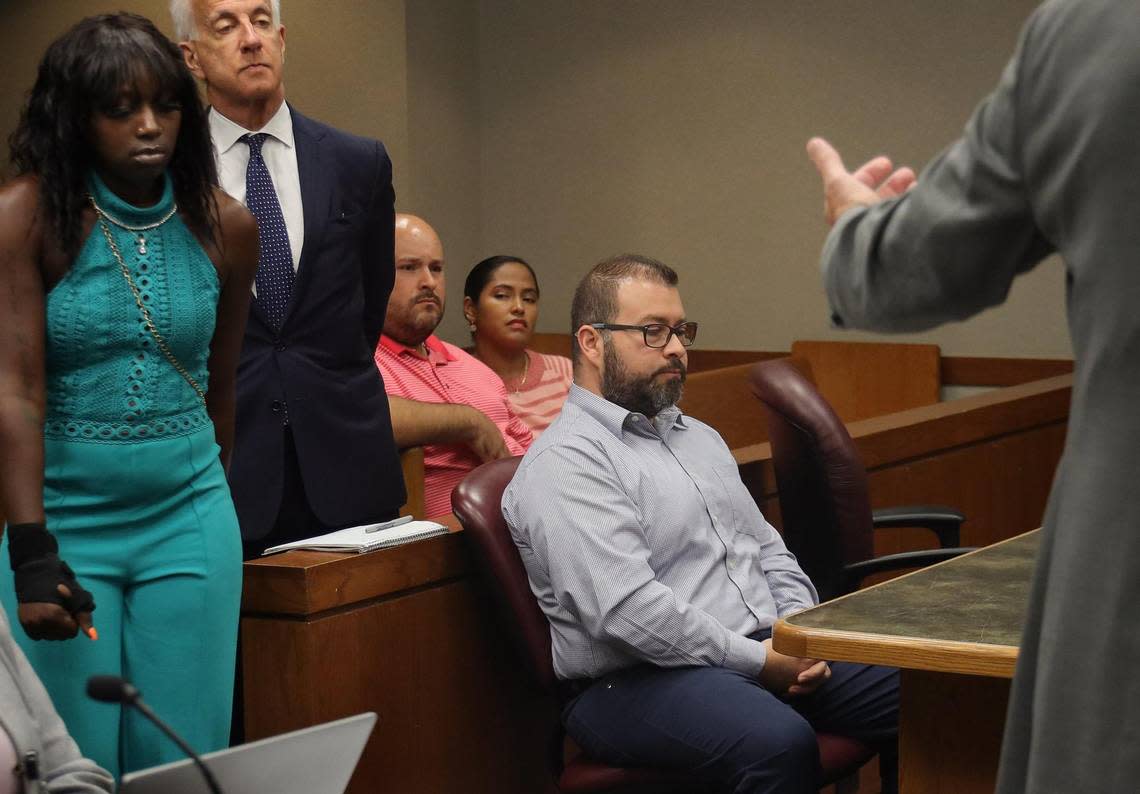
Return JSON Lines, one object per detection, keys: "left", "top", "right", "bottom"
{"left": 262, "top": 517, "right": 449, "bottom": 555}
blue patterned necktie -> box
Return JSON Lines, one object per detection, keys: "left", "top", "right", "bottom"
{"left": 241, "top": 133, "right": 295, "bottom": 328}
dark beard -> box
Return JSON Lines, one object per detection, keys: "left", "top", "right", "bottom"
{"left": 386, "top": 292, "right": 443, "bottom": 347}
{"left": 601, "top": 342, "right": 686, "bottom": 417}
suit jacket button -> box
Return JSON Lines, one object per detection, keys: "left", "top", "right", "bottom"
{"left": 274, "top": 340, "right": 287, "bottom": 351}
{"left": 271, "top": 400, "right": 282, "bottom": 412}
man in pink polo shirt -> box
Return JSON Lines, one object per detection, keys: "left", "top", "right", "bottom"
{"left": 375, "top": 214, "right": 532, "bottom": 517}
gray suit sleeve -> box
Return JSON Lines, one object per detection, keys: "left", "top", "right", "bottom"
{"left": 822, "top": 11, "right": 1054, "bottom": 332}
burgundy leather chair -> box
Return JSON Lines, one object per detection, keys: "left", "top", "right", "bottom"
{"left": 749, "top": 357, "right": 973, "bottom": 601}
{"left": 452, "top": 456, "right": 874, "bottom": 793}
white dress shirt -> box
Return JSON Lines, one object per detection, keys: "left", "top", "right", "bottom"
{"left": 209, "top": 102, "right": 305, "bottom": 274}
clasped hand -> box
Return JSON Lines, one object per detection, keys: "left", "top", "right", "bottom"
{"left": 758, "top": 638, "right": 831, "bottom": 698}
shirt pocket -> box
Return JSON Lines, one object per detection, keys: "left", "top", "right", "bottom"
{"left": 711, "top": 462, "right": 767, "bottom": 537}
{"left": 703, "top": 462, "right": 746, "bottom": 531}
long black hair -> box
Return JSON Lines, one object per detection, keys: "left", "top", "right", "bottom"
{"left": 9, "top": 12, "right": 217, "bottom": 259}
{"left": 463, "top": 254, "right": 538, "bottom": 303}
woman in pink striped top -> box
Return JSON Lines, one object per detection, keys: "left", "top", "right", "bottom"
{"left": 463, "top": 256, "right": 573, "bottom": 437}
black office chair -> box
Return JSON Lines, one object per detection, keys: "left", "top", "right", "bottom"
{"left": 750, "top": 356, "right": 974, "bottom": 601}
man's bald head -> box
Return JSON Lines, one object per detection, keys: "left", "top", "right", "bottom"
{"left": 395, "top": 213, "right": 442, "bottom": 250}
{"left": 386, "top": 213, "right": 447, "bottom": 347}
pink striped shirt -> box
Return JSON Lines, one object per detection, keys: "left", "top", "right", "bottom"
{"left": 375, "top": 334, "right": 533, "bottom": 517}
{"left": 506, "top": 351, "right": 573, "bottom": 437}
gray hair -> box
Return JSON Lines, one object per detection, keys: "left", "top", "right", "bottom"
{"left": 169, "top": 0, "right": 282, "bottom": 41}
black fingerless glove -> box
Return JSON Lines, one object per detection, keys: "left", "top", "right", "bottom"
{"left": 7, "top": 523, "right": 96, "bottom": 614}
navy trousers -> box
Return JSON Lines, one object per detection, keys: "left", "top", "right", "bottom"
{"left": 564, "top": 652, "right": 898, "bottom": 794}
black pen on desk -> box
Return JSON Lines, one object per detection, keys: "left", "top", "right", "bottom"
{"left": 365, "top": 514, "right": 415, "bottom": 533}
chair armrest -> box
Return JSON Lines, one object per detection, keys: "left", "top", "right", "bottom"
{"left": 872, "top": 505, "right": 965, "bottom": 547}
{"left": 840, "top": 547, "right": 977, "bottom": 595}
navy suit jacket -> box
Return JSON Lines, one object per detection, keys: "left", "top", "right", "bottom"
{"left": 228, "top": 106, "right": 405, "bottom": 540}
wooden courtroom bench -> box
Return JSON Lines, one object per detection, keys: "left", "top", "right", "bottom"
{"left": 241, "top": 521, "right": 554, "bottom": 794}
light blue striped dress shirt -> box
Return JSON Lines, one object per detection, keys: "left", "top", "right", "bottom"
{"left": 502, "top": 384, "right": 818, "bottom": 681}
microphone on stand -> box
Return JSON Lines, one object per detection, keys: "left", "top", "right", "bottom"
{"left": 86, "top": 675, "right": 224, "bottom": 794}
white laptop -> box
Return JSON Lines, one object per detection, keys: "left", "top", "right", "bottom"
{"left": 119, "top": 712, "right": 377, "bottom": 794}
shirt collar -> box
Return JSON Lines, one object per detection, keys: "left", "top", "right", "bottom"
{"left": 209, "top": 101, "right": 295, "bottom": 156}
{"left": 565, "top": 383, "right": 687, "bottom": 440}
{"left": 378, "top": 333, "right": 457, "bottom": 363}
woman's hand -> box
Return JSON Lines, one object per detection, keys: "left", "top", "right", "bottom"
{"left": 18, "top": 582, "right": 95, "bottom": 641}
{"left": 8, "top": 523, "right": 97, "bottom": 642}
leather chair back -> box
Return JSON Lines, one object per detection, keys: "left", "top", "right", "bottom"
{"left": 451, "top": 456, "right": 557, "bottom": 693}
{"left": 749, "top": 357, "right": 875, "bottom": 600}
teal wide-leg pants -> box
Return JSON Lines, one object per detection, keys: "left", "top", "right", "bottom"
{"left": 0, "top": 426, "right": 242, "bottom": 780}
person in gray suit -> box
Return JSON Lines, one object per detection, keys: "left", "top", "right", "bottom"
{"left": 806, "top": 1, "right": 1140, "bottom": 791}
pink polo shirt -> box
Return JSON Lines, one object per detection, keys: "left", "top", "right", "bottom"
{"left": 375, "top": 334, "right": 533, "bottom": 517}
{"left": 507, "top": 351, "right": 573, "bottom": 438}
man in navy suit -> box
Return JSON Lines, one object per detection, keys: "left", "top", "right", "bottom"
{"left": 174, "top": 0, "right": 405, "bottom": 556}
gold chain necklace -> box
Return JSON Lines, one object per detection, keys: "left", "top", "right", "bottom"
{"left": 512, "top": 352, "right": 530, "bottom": 394}
{"left": 88, "top": 192, "right": 178, "bottom": 255}
{"left": 90, "top": 199, "right": 206, "bottom": 407}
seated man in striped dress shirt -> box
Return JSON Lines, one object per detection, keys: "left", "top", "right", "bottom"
{"left": 502, "top": 254, "right": 899, "bottom": 794}
{"left": 375, "top": 214, "right": 532, "bottom": 518}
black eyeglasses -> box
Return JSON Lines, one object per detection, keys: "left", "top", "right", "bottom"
{"left": 589, "top": 322, "right": 699, "bottom": 349}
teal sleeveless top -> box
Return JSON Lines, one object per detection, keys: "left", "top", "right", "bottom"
{"left": 44, "top": 173, "right": 220, "bottom": 443}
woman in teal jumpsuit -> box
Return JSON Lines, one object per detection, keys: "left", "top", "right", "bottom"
{"left": 0, "top": 13, "right": 258, "bottom": 779}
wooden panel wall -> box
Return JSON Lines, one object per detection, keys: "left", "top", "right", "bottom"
{"left": 790, "top": 340, "right": 941, "bottom": 422}
{"left": 678, "top": 363, "right": 770, "bottom": 448}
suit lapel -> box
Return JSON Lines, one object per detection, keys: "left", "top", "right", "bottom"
{"left": 282, "top": 107, "right": 331, "bottom": 330}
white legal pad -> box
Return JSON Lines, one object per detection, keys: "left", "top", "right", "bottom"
{"left": 119, "top": 712, "right": 377, "bottom": 794}
{"left": 261, "top": 518, "right": 449, "bottom": 555}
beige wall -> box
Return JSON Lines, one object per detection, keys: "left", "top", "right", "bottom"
{"left": 404, "top": 0, "right": 482, "bottom": 344}
{"left": 476, "top": 0, "right": 1069, "bottom": 357}
{"left": 1, "top": 1, "right": 1072, "bottom": 358}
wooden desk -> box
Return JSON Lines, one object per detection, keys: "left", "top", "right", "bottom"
{"left": 240, "top": 520, "right": 554, "bottom": 793}
{"left": 774, "top": 531, "right": 1039, "bottom": 793}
